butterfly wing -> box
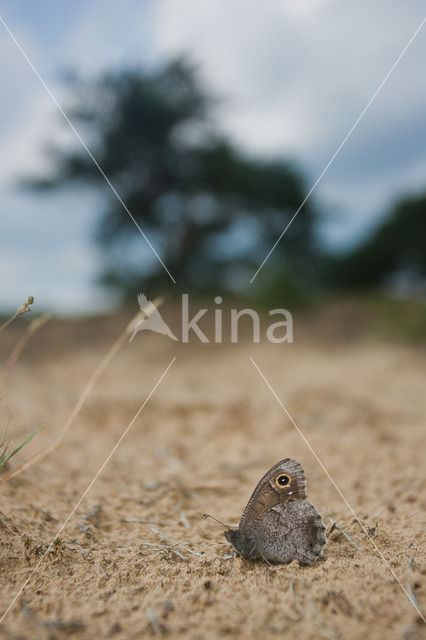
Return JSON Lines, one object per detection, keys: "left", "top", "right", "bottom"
{"left": 238, "top": 459, "right": 306, "bottom": 533}
{"left": 242, "top": 501, "right": 326, "bottom": 565}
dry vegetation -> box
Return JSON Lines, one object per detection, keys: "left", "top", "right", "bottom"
{"left": 0, "top": 306, "right": 425, "bottom": 640}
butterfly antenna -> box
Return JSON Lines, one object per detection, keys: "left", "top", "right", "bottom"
{"left": 203, "top": 513, "right": 228, "bottom": 528}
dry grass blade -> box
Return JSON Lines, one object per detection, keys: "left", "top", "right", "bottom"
{"left": 0, "top": 301, "right": 45, "bottom": 470}
{"left": 146, "top": 607, "right": 167, "bottom": 635}
{"left": 407, "top": 555, "right": 424, "bottom": 618}
{"left": 121, "top": 518, "right": 158, "bottom": 524}
{"left": 289, "top": 580, "right": 305, "bottom": 618}
{"left": 1, "top": 314, "right": 51, "bottom": 384}
{"left": 176, "top": 544, "right": 203, "bottom": 557}
{"left": 0, "top": 298, "right": 163, "bottom": 485}
{"left": 406, "top": 584, "right": 421, "bottom": 611}
{"left": 0, "top": 296, "right": 34, "bottom": 336}
{"left": 180, "top": 512, "right": 190, "bottom": 528}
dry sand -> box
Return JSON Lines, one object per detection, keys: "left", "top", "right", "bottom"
{"left": 0, "top": 312, "right": 425, "bottom": 639}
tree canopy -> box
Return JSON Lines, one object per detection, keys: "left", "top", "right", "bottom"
{"left": 332, "top": 193, "right": 426, "bottom": 290}
{"left": 29, "top": 59, "right": 318, "bottom": 298}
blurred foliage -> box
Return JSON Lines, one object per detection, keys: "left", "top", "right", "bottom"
{"left": 248, "top": 265, "right": 315, "bottom": 311}
{"left": 329, "top": 193, "right": 426, "bottom": 291}
{"left": 27, "top": 58, "right": 319, "bottom": 299}
{"left": 366, "top": 296, "right": 426, "bottom": 342}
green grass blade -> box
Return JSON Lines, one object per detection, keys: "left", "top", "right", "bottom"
{"left": 0, "top": 441, "right": 10, "bottom": 466}
{"left": 0, "top": 420, "right": 10, "bottom": 447}
{"left": 0, "top": 421, "right": 11, "bottom": 467}
{"left": 7, "top": 427, "right": 43, "bottom": 461}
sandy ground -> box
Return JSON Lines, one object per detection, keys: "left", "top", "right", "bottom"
{"left": 0, "top": 311, "right": 425, "bottom": 639}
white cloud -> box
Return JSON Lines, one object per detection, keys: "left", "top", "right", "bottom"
{"left": 150, "top": 0, "right": 426, "bottom": 157}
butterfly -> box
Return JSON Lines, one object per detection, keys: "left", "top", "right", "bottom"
{"left": 224, "top": 459, "right": 326, "bottom": 565}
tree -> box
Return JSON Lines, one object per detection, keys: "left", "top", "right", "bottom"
{"left": 28, "top": 59, "right": 318, "bottom": 298}
{"left": 331, "top": 193, "right": 426, "bottom": 290}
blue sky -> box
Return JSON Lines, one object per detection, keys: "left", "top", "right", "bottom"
{"left": 1, "top": 1, "right": 426, "bottom": 312}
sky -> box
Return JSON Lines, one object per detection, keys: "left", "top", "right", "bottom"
{"left": 0, "top": 0, "right": 426, "bottom": 313}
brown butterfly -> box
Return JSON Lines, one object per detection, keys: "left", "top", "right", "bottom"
{"left": 224, "top": 459, "right": 326, "bottom": 565}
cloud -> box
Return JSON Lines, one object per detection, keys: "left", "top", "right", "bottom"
{"left": 0, "top": 185, "right": 107, "bottom": 312}
{"left": 150, "top": 1, "right": 425, "bottom": 155}
{"left": 145, "top": 0, "right": 426, "bottom": 246}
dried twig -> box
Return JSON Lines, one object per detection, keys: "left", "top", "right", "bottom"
{"left": 289, "top": 580, "right": 305, "bottom": 617}
{"left": 169, "top": 501, "right": 183, "bottom": 514}
{"left": 139, "top": 488, "right": 169, "bottom": 504}
{"left": 149, "top": 526, "right": 168, "bottom": 542}
{"left": 0, "top": 298, "right": 163, "bottom": 485}
{"left": 177, "top": 544, "right": 203, "bottom": 557}
{"left": 140, "top": 542, "right": 186, "bottom": 560}
{"left": 371, "top": 506, "right": 385, "bottom": 519}
{"left": 146, "top": 607, "right": 166, "bottom": 635}
{"left": 40, "top": 509, "right": 58, "bottom": 522}
{"left": 121, "top": 518, "right": 158, "bottom": 524}
{"left": 180, "top": 512, "right": 190, "bottom": 528}
{"left": 326, "top": 590, "right": 353, "bottom": 616}
{"left": 407, "top": 583, "right": 421, "bottom": 611}
{"left": 407, "top": 555, "right": 424, "bottom": 617}
{"left": 327, "top": 518, "right": 360, "bottom": 551}
{"left": 140, "top": 538, "right": 203, "bottom": 559}
{"left": 302, "top": 578, "right": 318, "bottom": 618}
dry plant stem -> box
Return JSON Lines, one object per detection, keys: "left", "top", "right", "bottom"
{"left": 0, "top": 299, "right": 163, "bottom": 485}
{"left": 289, "top": 580, "right": 305, "bottom": 618}
{"left": 1, "top": 315, "right": 51, "bottom": 386}
{"left": 327, "top": 517, "right": 360, "bottom": 551}
{"left": 0, "top": 312, "right": 21, "bottom": 336}
{"left": 0, "top": 296, "right": 34, "bottom": 336}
